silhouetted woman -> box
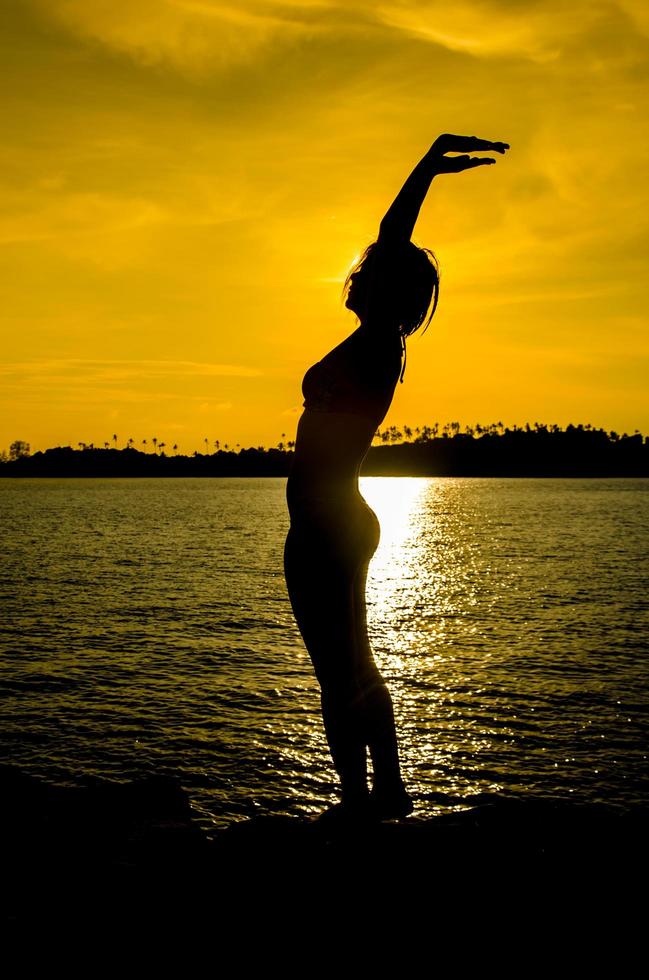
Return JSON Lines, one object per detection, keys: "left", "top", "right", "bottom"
{"left": 284, "top": 133, "right": 509, "bottom": 819}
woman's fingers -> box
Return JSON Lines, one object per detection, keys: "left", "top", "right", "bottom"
{"left": 462, "top": 135, "right": 509, "bottom": 153}
{"left": 434, "top": 133, "right": 510, "bottom": 155}
{"left": 470, "top": 138, "right": 509, "bottom": 153}
{"left": 432, "top": 134, "right": 509, "bottom": 174}
{"left": 466, "top": 156, "right": 496, "bottom": 167}
{"left": 439, "top": 154, "right": 496, "bottom": 172}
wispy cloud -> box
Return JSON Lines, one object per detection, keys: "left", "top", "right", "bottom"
{"left": 44, "top": 0, "right": 639, "bottom": 72}
{"left": 373, "top": 0, "right": 611, "bottom": 61}
{"left": 37, "top": 0, "right": 322, "bottom": 74}
{"left": 0, "top": 192, "right": 168, "bottom": 246}
{"left": 0, "top": 358, "right": 261, "bottom": 383}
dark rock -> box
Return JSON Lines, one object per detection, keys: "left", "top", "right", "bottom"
{"left": 1, "top": 767, "right": 646, "bottom": 933}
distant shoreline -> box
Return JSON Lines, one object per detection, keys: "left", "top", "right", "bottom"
{"left": 2, "top": 426, "right": 647, "bottom": 478}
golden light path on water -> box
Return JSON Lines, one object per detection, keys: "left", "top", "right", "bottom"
{"left": 2, "top": 477, "right": 647, "bottom": 829}
{"left": 360, "top": 476, "right": 506, "bottom": 811}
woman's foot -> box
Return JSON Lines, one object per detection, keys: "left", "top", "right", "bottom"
{"left": 316, "top": 797, "right": 374, "bottom": 828}
{"left": 369, "top": 783, "right": 414, "bottom": 820}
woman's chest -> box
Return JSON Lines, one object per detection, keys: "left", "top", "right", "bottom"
{"left": 302, "top": 334, "right": 401, "bottom": 416}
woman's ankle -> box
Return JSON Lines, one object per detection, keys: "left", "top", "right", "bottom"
{"left": 371, "top": 777, "right": 408, "bottom": 799}
{"left": 369, "top": 783, "right": 414, "bottom": 819}
{"left": 341, "top": 786, "right": 371, "bottom": 809}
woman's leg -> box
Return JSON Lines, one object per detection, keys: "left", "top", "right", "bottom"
{"left": 284, "top": 526, "right": 369, "bottom": 806}
{"left": 352, "top": 558, "right": 400, "bottom": 785}
{"left": 352, "top": 558, "right": 411, "bottom": 812}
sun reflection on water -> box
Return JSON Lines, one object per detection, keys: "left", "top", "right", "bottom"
{"left": 361, "top": 476, "right": 437, "bottom": 662}
{"left": 360, "top": 476, "right": 506, "bottom": 810}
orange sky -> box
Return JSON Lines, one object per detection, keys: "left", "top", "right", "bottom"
{"left": 2, "top": 0, "right": 648, "bottom": 454}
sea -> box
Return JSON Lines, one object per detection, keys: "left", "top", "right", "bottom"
{"left": 1, "top": 477, "right": 647, "bottom": 836}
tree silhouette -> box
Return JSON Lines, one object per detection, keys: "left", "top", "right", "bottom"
{"left": 9, "top": 440, "right": 30, "bottom": 459}
{"left": 2, "top": 423, "right": 647, "bottom": 477}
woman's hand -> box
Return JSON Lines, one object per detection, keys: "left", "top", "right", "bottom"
{"left": 430, "top": 134, "right": 510, "bottom": 174}
{"left": 378, "top": 134, "right": 509, "bottom": 245}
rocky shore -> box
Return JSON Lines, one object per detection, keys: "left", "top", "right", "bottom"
{"left": 3, "top": 767, "right": 646, "bottom": 933}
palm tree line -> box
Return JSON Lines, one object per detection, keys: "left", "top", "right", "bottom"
{"left": 75, "top": 430, "right": 299, "bottom": 455}
{"left": 374, "top": 421, "right": 644, "bottom": 444}
{"left": 6, "top": 421, "right": 645, "bottom": 463}
{"left": 71, "top": 434, "right": 241, "bottom": 456}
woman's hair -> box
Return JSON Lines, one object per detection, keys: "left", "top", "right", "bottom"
{"left": 342, "top": 239, "right": 440, "bottom": 337}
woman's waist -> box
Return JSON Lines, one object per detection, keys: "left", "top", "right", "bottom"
{"left": 287, "top": 460, "right": 359, "bottom": 493}
{"left": 286, "top": 475, "right": 373, "bottom": 522}
{"left": 287, "top": 500, "right": 379, "bottom": 539}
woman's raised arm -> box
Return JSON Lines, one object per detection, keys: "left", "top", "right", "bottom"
{"left": 378, "top": 134, "right": 510, "bottom": 246}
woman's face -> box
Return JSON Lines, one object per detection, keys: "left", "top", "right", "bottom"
{"left": 345, "top": 268, "right": 368, "bottom": 313}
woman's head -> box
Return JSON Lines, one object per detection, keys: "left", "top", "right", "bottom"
{"left": 343, "top": 240, "right": 440, "bottom": 336}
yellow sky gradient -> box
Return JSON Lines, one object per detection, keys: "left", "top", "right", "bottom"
{"left": 2, "top": 0, "right": 648, "bottom": 453}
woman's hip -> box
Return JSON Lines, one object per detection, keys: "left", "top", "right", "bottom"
{"left": 285, "top": 500, "right": 380, "bottom": 570}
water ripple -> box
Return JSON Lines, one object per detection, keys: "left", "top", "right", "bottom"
{"left": 1, "top": 476, "right": 647, "bottom": 833}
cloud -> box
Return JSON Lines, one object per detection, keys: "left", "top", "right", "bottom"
{"left": 617, "top": 0, "right": 649, "bottom": 36}
{"left": 0, "top": 358, "right": 261, "bottom": 386}
{"left": 36, "top": 0, "right": 321, "bottom": 74}
{"left": 373, "top": 1, "right": 620, "bottom": 61}
{"left": 0, "top": 191, "right": 168, "bottom": 246}
{"left": 37, "top": 0, "right": 649, "bottom": 70}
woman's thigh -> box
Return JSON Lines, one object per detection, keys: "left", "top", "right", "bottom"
{"left": 284, "top": 521, "right": 381, "bottom": 691}
{"left": 284, "top": 526, "right": 361, "bottom": 690}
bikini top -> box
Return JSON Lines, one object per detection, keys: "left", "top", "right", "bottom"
{"left": 302, "top": 333, "right": 406, "bottom": 420}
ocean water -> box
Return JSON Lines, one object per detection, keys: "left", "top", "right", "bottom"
{"left": 1, "top": 477, "right": 647, "bottom": 834}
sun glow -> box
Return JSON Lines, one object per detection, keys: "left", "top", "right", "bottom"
{"left": 361, "top": 476, "right": 427, "bottom": 551}
{"left": 3, "top": 1, "right": 648, "bottom": 450}
{"left": 360, "top": 476, "right": 431, "bottom": 627}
